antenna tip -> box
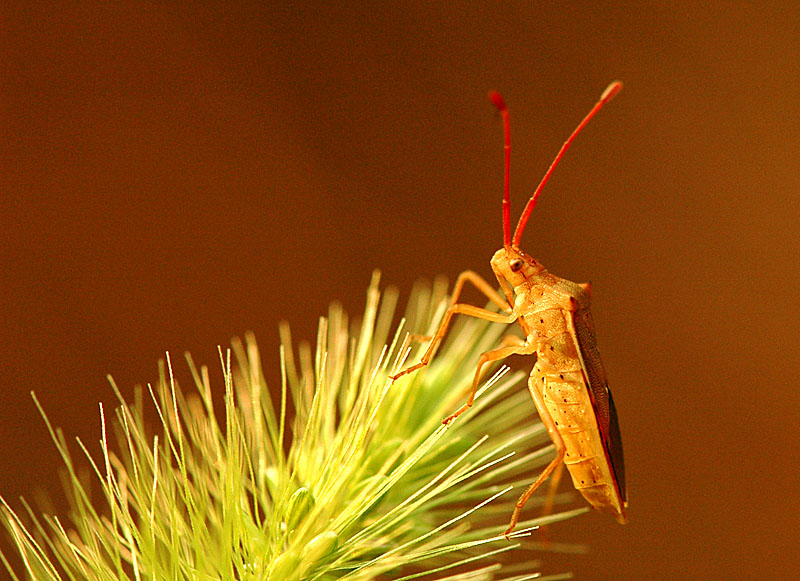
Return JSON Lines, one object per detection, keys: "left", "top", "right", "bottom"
{"left": 600, "top": 80, "right": 623, "bottom": 103}
{"left": 488, "top": 90, "right": 507, "bottom": 113}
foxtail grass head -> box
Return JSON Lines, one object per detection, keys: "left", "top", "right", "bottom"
{"left": 1, "top": 271, "right": 586, "bottom": 580}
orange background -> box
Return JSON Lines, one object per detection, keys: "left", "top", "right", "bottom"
{"left": 3, "top": 3, "right": 799, "bottom": 579}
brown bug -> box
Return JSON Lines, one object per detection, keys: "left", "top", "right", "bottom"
{"left": 391, "top": 81, "right": 627, "bottom": 534}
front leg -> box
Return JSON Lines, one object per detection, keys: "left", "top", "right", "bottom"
{"left": 390, "top": 270, "right": 516, "bottom": 380}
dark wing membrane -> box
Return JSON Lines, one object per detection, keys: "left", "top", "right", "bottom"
{"left": 572, "top": 306, "right": 626, "bottom": 503}
{"left": 605, "top": 386, "right": 626, "bottom": 503}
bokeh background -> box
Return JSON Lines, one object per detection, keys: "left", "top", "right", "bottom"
{"left": 3, "top": 3, "right": 799, "bottom": 579}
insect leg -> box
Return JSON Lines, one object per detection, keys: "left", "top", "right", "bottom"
{"left": 442, "top": 336, "right": 535, "bottom": 424}
{"left": 390, "top": 270, "right": 514, "bottom": 380}
{"left": 451, "top": 271, "right": 512, "bottom": 312}
{"left": 541, "top": 458, "right": 566, "bottom": 521}
{"left": 506, "top": 374, "right": 567, "bottom": 536}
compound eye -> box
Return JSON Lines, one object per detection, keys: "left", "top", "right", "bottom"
{"left": 509, "top": 258, "right": 524, "bottom": 272}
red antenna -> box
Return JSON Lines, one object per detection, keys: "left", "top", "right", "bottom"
{"left": 512, "top": 81, "right": 623, "bottom": 248}
{"left": 488, "top": 91, "right": 511, "bottom": 247}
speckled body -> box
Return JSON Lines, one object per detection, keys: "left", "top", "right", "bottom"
{"left": 491, "top": 246, "right": 627, "bottom": 523}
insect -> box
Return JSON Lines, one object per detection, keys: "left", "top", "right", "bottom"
{"left": 391, "top": 82, "right": 627, "bottom": 534}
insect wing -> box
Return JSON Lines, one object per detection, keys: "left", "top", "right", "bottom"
{"left": 571, "top": 307, "right": 627, "bottom": 505}
{"left": 603, "top": 381, "right": 626, "bottom": 503}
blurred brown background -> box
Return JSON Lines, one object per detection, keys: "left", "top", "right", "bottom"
{"left": 3, "top": 3, "right": 799, "bottom": 579}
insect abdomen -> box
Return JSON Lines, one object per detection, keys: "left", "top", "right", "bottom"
{"left": 530, "top": 315, "right": 626, "bottom": 522}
